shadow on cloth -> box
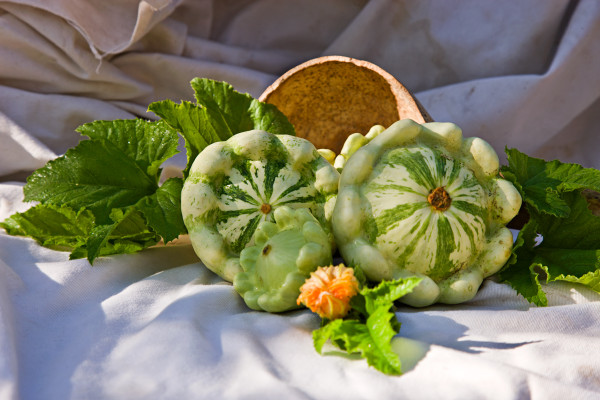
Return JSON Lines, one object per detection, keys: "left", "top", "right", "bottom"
{"left": 393, "top": 312, "right": 537, "bottom": 372}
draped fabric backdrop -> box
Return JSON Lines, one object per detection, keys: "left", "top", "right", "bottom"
{"left": 1, "top": 1, "right": 600, "bottom": 399}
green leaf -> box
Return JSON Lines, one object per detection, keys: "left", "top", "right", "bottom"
{"left": 312, "top": 277, "right": 422, "bottom": 375}
{"left": 191, "top": 78, "right": 252, "bottom": 136}
{"left": 519, "top": 192, "right": 600, "bottom": 297}
{"left": 23, "top": 119, "right": 179, "bottom": 226}
{"left": 76, "top": 119, "right": 179, "bottom": 178}
{"left": 0, "top": 202, "right": 160, "bottom": 264}
{"left": 148, "top": 100, "right": 228, "bottom": 178}
{"left": 503, "top": 148, "right": 600, "bottom": 217}
{"left": 554, "top": 269, "right": 600, "bottom": 292}
{"left": 313, "top": 319, "right": 342, "bottom": 354}
{"left": 497, "top": 216, "right": 548, "bottom": 306}
{"left": 0, "top": 204, "right": 94, "bottom": 250}
{"left": 313, "top": 307, "right": 402, "bottom": 375}
{"left": 361, "top": 277, "right": 423, "bottom": 313}
{"left": 364, "top": 306, "right": 403, "bottom": 373}
{"left": 23, "top": 140, "right": 157, "bottom": 225}
{"left": 535, "top": 247, "right": 600, "bottom": 290}
{"left": 149, "top": 79, "right": 295, "bottom": 177}
{"left": 84, "top": 208, "right": 160, "bottom": 264}
{"left": 9, "top": 117, "right": 183, "bottom": 263}
{"left": 533, "top": 191, "right": 600, "bottom": 249}
{"left": 503, "top": 149, "right": 567, "bottom": 217}
{"left": 135, "top": 177, "right": 186, "bottom": 243}
{"left": 499, "top": 149, "right": 600, "bottom": 304}
{"left": 3, "top": 79, "right": 298, "bottom": 264}
{"left": 351, "top": 264, "right": 368, "bottom": 288}
{"left": 498, "top": 263, "right": 548, "bottom": 307}
{"left": 85, "top": 223, "right": 116, "bottom": 263}
{"left": 500, "top": 241, "right": 600, "bottom": 306}
{"left": 191, "top": 78, "right": 295, "bottom": 136}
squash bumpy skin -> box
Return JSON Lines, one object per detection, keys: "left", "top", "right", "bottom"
{"left": 333, "top": 125, "right": 385, "bottom": 171}
{"left": 181, "top": 130, "right": 339, "bottom": 282}
{"left": 332, "top": 119, "right": 522, "bottom": 307}
{"left": 233, "top": 206, "right": 333, "bottom": 312}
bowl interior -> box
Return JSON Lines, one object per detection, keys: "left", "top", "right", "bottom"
{"left": 260, "top": 56, "right": 431, "bottom": 152}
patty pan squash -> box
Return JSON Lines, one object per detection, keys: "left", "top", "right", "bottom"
{"left": 332, "top": 119, "right": 522, "bottom": 307}
{"left": 233, "top": 206, "right": 333, "bottom": 312}
{"left": 181, "top": 130, "right": 339, "bottom": 282}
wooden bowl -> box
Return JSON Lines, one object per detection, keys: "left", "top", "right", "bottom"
{"left": 259, "top": 55, "right": 432, "bottom": 152}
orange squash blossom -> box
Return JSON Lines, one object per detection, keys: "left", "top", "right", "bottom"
{"left": 297, "top": 264, "right": 359, "bottom": 320}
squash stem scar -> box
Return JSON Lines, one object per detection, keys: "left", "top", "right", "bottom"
{"left": 428, "top": 187, "right": 452, "bottom": 211}
{"left": 262, "top": 244, "right": 272, "bottom": 255}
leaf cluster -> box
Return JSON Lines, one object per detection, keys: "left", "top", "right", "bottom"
{"left": 312, "top": 271, "right": 422, "bottom": 375}
{"left": 0, "top": 79, "right": 295, "bottom": 263}
{"left": 498, "top": 148, "right": 600, "bottom": 305}
{"left": 1, "top": 119, "right": 184, "bottom": 263}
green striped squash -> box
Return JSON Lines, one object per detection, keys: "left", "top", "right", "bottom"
{"left": 332, "top": 120, "right": 522, "bottom": 307}
{"left": 362, "top": 145, "right": 487, "bottom": 281}
{"left": 181, "top": 130, "right": 339, "bottom": 282}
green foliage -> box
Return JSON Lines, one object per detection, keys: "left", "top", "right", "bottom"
{"left": 2, "top": 118, "right": 182, "bottom": 263}
{"left": 148, "top": 78, "right": 295, "bottom": 177}
{"left": 1, "top": 79, "right": 292, "bottom": 264}
{"left": 312, "top": 276, "right": 422, "bottom": 375}
{"left": 499, "top": 149, "right": 600, "bottom": 305}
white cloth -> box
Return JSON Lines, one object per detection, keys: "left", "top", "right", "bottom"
{"left": 1, "top": 1, "right": 600, "bottom": 399}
